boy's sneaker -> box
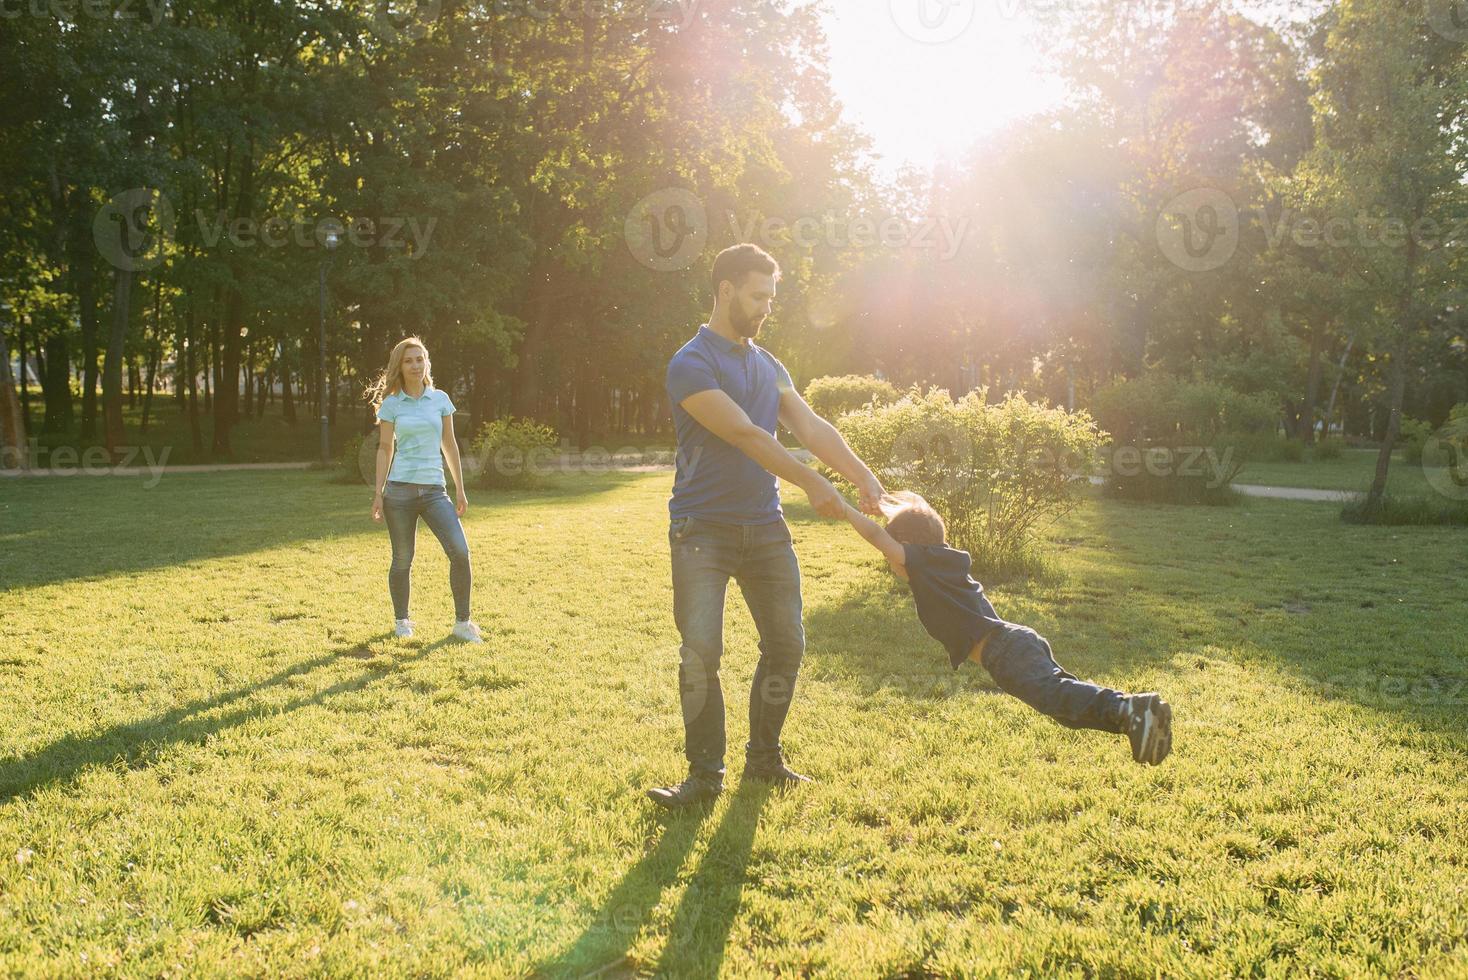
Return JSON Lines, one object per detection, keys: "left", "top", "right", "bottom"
{"left": 453, "top": 620, "right": 484, "bottom": 643}
{"left": 394, "top": 619, "right": 415, "bottom": 639}
{"left": 646, "top": 772, "right": 723, "bottom": 809}
{"left": 1123, "top": 693, "right": 1172, "bottom": 765}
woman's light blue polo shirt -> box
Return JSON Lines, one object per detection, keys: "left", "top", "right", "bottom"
{"left": 378, "top": 387, "right": 456, "bottom": 486}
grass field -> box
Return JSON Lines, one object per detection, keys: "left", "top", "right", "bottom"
{"left": 1, "top": 471, "right": 1465, "bottom": 976}
{"left": 1239, "top": 448, "right": 1443, "bottom": 496}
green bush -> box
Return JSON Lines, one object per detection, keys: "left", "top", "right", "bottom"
{"left": 1228, "top": 431, "right": 1305, "bottom": 463}
{"left": 1399, "top": 417, "right": 1432, "bottom": 465}
{"left": 470, "top": 417, "right": 558, "bottom": 489}
{"left": 1341, "top": 493, "right": 1468, "bottom": 526}
{"left": 834, "top": 387, "right": 1104, "bottom": 577}
{"left": 804, "top": 375, "right": 900, "bottom": 420}
{"left": 334, "top": 430, "right": 376, "bottom": 485}
{"left": 1312, "top": 438, "right": 1345, "bottom": 461}
{"left": 1092, "top": 376, "right": 1276, "bottom": 503}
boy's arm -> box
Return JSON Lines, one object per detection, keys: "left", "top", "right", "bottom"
{"left": 842, "top": 502, "right": 909, "bottom": 579}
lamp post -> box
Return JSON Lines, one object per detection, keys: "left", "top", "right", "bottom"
{"left": 318, "top": 226, "right": 340, "bottom": 464}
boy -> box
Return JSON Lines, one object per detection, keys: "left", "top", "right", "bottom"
{"left": 842, "top": 492, "right": 1172, "bottom": 765}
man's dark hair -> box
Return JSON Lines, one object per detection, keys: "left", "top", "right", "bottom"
{"left": 883, "top": 491, "right": 947, "bottom": 547}
{"left": 711, "top": 243, "right": 781, "bottom": 295}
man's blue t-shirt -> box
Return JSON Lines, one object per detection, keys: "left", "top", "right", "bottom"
{"left": 666, "top": 325, "right": 795, "bottom": 525}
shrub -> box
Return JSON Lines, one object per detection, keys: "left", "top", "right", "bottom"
{"left": 334, "top": 430, "right": 375, "bottom": 485}
{"left": 1228, "top": 431, "right": 1305, "bottom": 463}
{"left": 1341, "top": 493, "right": 1468, "bottom": 527}
{"left": 469, "top": 417, "right": 558, "bottom": 489}
{"left": 804, "top": 375, "right": 900, "bottom": 420}
{"left": 834, "top": 387, "right": 1104, "bottom": 577}
{"left": 1092, "top": 376, "right": 1277, "bottom": 503}
{"left": 1399, "top": 416, "right": 1432, "bottom": 465}
{"left": 1312, "top": 438, "right": 1345, "bottom": 461}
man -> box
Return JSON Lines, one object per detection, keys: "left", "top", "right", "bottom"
{"left": 647, "top": 243, "right": 884, "bottom": 809}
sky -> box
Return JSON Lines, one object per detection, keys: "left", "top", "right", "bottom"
{"left": 818, "top": 0, "right": 1070, "bottom": 178}
{"left": 816, "top": 0, "right": 1320, "bottom": 179}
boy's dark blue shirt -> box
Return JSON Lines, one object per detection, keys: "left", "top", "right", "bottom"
{"left": 666, "top": 325, "right": 795, "bottom": 525}
{"left": 903, "top": 543, "right": 1008, "bottom": 669}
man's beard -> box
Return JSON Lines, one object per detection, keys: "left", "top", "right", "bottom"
{"left": 731, "top": 305, "right": 765, "bottom": 338}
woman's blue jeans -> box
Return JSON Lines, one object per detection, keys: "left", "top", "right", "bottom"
{"left": 382, "top": 481, "right": 472, "bottom": 622}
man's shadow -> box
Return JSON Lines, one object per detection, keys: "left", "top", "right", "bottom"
{"left": 540, "top": 781, "right": 772, "bottom": 978}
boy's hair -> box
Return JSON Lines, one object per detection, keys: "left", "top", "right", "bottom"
{"left": 881, "top": 491, "right": 946, "bottom": 546}
{"left": 711, "top": 243, "right": 781, "bottom": 295}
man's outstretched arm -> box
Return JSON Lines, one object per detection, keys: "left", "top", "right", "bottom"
{"left": 680, "top": 388, "right": 847, "bottom": 519}
{"left": 779, "top": 388, "right": 884, "bottom": 513}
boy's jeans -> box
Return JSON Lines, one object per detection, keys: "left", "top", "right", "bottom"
{"left": 669, "top": 516, "right": 804, "bottom": 782}
{"left": 980, "top": 624, "right": 1127, "bottom": 733}
{"left": 382, "top": 481, "right": 472, "bottom": 623}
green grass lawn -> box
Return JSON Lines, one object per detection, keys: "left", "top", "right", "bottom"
{"left": 1239, "top": 448, "right": 1441, "bottom": 496}
{"left": 1, "top": 472, "right": 1465, "bottom": 976}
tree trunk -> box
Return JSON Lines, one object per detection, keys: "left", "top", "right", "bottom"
{"left": 1324, "top": 334, "right": 1355, "bottom": 440}
{"left": 102, "top": 224, "right": 135, "bottom": 460}
{"left": 1365, "top": 238, "right": 1418, "bottom": 513}
{"left": 256, "top": 362, "right": 267, "bottom": 419}
{"left": 142, "top": 340, "right": 160, "bottom": 431}
{"left": 174, "top": 306, "right": 187, "bottom": 411}
{"left": 0, "top": 331, "right": 29, "bottom": 469}
{"left": 511, "top": 254, "right": 556, "bottom": 419}
{"left": 242, "top": 338, "right": 254, "bottom": 417}
{"left": 1365, "top": 340, "right": 1407, "bottom": 512}
{"left": 185, "top": 299, "right": 203, "bottom": 455}
{"left": 281, "top": 351, "right": 296, "bottom": 424}
{"left": 1301, "top": 323, "right": 1323, "bottom": 445}
{"left": 42, "top": 334, "right": 73, "bottom": 433}
{"left": 78, "top": 254, "right": 100, "bottom": 439}
{"left": 17, "top": 318, "right": 30, "bottom": 432}
{"left": 202, "top": 325, "right": 212, "bottom": 414}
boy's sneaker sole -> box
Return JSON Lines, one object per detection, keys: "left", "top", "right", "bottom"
{"left": 1125, "top": 694, "right": 1172, "bottom": 765}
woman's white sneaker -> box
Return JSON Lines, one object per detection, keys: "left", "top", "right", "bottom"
{"left": 394, "top": 619, "right": 415, "bottom": 639}
{"left": 453, "top": 620, "right": 483, "bottom": 643}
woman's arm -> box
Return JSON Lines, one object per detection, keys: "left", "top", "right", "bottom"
{"left": 442, "top": 415, "right": 468, "bottom": 515}
{"left": 371, "top": 420, "right": 395, "bottom": 522}
{"left": 842, "top": 501, "right": 908, "bottom": 578}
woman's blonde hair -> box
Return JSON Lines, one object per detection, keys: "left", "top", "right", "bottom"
{"left": 366, "top": 336, "right": 435, "bottom": 412}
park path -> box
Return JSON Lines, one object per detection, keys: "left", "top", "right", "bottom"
{"left": 0, "top": 455, "right": 1357, "bottom": 502}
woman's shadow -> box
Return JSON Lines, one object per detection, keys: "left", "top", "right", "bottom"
{"left": 0, "top": 634, "right": 450, "bottom": 805}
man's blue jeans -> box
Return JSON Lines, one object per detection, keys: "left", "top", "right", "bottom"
{"left": 382, "top": 481, "right": 472, "bottom": 622}
{"left": 669, "top": 516, "right": 804, "bottom": 781}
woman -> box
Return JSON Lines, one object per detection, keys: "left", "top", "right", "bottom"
{"left": 367, "top": 336, "right": 482, "bottom": 643}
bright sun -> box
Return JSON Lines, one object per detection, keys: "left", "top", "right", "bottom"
{"left": 820, "top": 0, "right": 1068, "bottom": 177}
